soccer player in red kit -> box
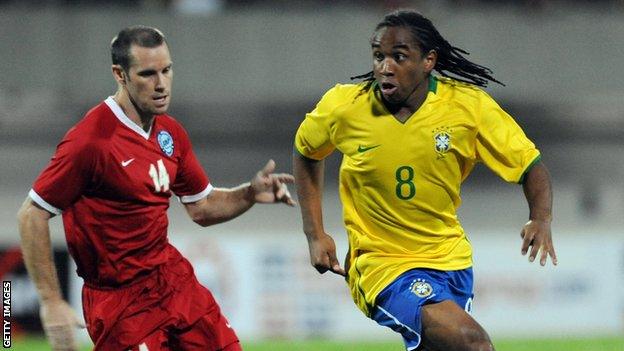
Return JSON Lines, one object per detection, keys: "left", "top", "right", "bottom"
{"left": 17, "top": 26, "right": 295, "bottom": 351}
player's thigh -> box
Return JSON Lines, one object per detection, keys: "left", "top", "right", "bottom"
{"left": 173, "top": 310, "right": 240, "bottom": 351}
{"left": 372, "top": 268, "right": 476, "bottom": 350}
{"left": 420, "top": 300, "right": 494, "bottom": 351}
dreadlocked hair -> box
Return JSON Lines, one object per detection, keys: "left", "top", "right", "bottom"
{"left": 351, "top": 10, "right": 504, "bottom": 88}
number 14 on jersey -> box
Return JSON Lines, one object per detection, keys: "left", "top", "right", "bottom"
{"left": 149, "top": 159, "right": 170, "bottom": 192}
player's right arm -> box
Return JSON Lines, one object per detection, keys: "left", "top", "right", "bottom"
{"left": 19, "top": 128, "right": 93, "bottom": 350}
{"left": 293, "top": 85, "right": 349, "bottom": 277}
{"left": 17, "top": 198, "right": 83, "bottom": 351}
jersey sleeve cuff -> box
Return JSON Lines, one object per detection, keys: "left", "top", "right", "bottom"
{"left": 294, "top": 145, "right": 323, "bottom": 161}
{"left": 178, "top": 184, "right": 214, "bottom": 204}
{"left": 29, "top": 189, "right": 62, "bottom": 215}
{"left": 517, "top": 154, "right": 542, "bottom": 184}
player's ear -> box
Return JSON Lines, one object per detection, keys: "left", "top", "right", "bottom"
{"left": 112, "top": 65, "right": 126, "bottom": 85}
{"left": 423, "top": 49, "right": 437, "bottom": 73}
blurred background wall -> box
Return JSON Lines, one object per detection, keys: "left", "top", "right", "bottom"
{"left": 0, "top": 0, "right": 623, "bottom": 344}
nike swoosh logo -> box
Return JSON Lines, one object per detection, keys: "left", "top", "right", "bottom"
{"left": 357, "top": 145, "right": 381, "bottom": 153}
{"left": 121, "top": 158, "right": 135, "bottom": 167}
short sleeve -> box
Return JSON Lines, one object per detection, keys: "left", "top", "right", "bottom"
{"left": 170, "top": 126, "right": 212, "bottom": 203}
{"left": 476, "top": 91, "right": 541, "bottom": 183}
{"left": 294, "top": 85, "right": 342, "bottom": 160}
{"left": 31, "top": 128, "right": 97, "bottom": 214}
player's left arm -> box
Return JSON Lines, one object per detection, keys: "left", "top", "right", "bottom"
{"left": 183, "top": 159, "right": 295, "bottom": 227}
{"left": 520, "top": 161, "right": 557, "bottom": 266}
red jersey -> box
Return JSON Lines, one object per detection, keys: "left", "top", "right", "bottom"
{"left": 30, "top": 97, "right": 211, "bottom": 287}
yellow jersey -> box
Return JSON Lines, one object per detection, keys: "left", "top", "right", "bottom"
{"left": 294, "top": 76, "right": 540, "bottom": 315}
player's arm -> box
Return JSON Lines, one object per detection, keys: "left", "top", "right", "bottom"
{"left": 293, "top": 151, "right": 345, "bottom": 276}
{"left": 17, "top": 198, "right": 84, "bottom": 351}
{"left": 520, "top": 161, "right": 557, "bottom": 266}
{"left": 184, "top": 159, "right": 295, "bottom": 227}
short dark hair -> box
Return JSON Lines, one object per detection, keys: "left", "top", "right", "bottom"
{"left": 352, "top": 10, "right": 503, "bottom": 88}
{"left": 111, "top": 25, "right": 166, "bottom": 72}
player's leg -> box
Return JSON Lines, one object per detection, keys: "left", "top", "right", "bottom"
{"left": 127, "top": 329, "right": 169, "bottom": 350}
{"left": 84, "top": 282, "right": 173, "bottom": 351}
{"left": 371, "top": 268, "right": 485, "bottom": 351}
{"left": 172, "top": 309, "right": 241, "bottom": 351}
{"left": 126, "top": 327, "right": 242, "bottom": 351}
{"left": 159, "top": 255, "right": 241, "bottom": 350}
{"left": 419, "top": 300, "right": 494, "bottom": 351}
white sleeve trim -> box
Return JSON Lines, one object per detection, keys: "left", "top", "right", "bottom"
{"left": 179, "top": 184, "right": 214, "bottom": 203}
{"left": 29, "top": 189, "right": 62, "bottom": 215}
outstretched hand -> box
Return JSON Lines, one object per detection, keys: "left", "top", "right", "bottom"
{"left": 520, "top": 219, "right": 557, "bottom": 266}
{"left": 251, "top": 159, "right": 296, "bottom": 206}
{"left": 40, "top": 299, "right": 85, "bottom": 351}
{"left": 307, "top": 233, "right": 346, "bottom": 277}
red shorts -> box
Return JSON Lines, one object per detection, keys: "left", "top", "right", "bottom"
{"left": 82, "top": 251, "right": 239, "bottom": 350}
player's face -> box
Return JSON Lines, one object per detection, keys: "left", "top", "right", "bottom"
{"left": 125, "top": 43, "right": 173, "bottom": 116}
{"left": 371, "top": 26, "right": 435, "bottom": 105}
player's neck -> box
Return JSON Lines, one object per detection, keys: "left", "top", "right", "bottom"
{"left": 113, "top": 91, "right": 154, "bottom": 132}
{"left": 384, "top": 81, "right": 429, "bottom": 123}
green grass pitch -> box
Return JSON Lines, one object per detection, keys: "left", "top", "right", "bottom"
{"left": 6, "top": 335, "right": 623, "bottom": 350}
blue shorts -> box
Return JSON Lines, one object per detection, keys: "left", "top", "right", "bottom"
{"left": 371, "top": 268, "right": 474, "bottom": 351}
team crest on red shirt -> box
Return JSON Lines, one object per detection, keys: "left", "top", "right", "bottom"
{"left": 157, "top": 130, "right": 174, "bottom": 156}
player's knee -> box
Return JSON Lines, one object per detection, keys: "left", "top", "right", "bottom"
{"left": 466, "top": 340, "right": 495, "bottom": 351}
{"left": 460, "top": 327, "right": 495, "bottom": 351}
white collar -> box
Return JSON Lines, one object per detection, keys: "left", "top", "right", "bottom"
{"left": 104, "top": 96, "right": 152, "bottom": 140}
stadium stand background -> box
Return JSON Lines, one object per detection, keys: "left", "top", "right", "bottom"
{"left": 0, "top": 0, "right": 622, "bottom": 343}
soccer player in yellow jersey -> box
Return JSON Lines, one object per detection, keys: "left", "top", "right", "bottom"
{"left": 293, "top": 10, "right": 557, "bottom": 351}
